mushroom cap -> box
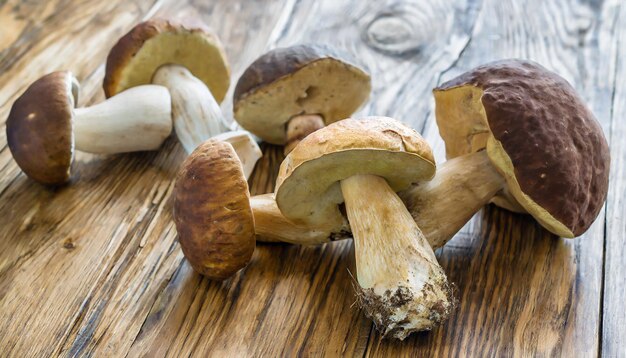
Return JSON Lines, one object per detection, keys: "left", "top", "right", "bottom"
{"left": 275, "top": 116, "right": 435, "bottom": 228}
{"left": 103, "top": 18, "right": 230, "bottom": 102}
{"left": 233, "top": 44, "right": 371, "bottom": 145}
{"left": 434, "top": 59, "right": 610, "bottom": 237}
{"left": 6, "top": 71, "right": 78, "bottom": 185}
{"left": 173, "top": 139, "right": 255, "bottom": 280}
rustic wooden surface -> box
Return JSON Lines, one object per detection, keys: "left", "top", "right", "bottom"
{"left": 0, "top": 0, "right": 623, "bottom": 356}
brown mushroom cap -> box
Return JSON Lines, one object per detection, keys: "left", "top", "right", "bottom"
{"left": 233, "top": 44, "right": 371, "bottom": 145}
{"left": 6, "top": 71, "right": 79, "bottom": 185}
{"left": 173, "top": 140, "right": 255, "bottom": 280}
{"left": 275, "top": 116, "right": 435, "bottom": 229}
{"left": 434, "top": 59, "right": 610, "bottom": 237}
{"left": 104, "top": 18, "right": 230, "bottom": 102}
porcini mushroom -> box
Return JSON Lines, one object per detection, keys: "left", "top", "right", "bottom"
{"left": 400, "top": 59, "right": 610, "bottom": 247}
{"left": 233, "top": 44, "right": 371, "bottom": 154}
{"left": 275, "top": 117, "right": 453, "bottom": 339}
{"left": 104, "top": 19, "right": 261, "bottom": 174}
{"left": 6, "top": 71, "right": 171, "bottom": 185}
{"left": 173, "top": 139, "right": 255, "bottom": 280}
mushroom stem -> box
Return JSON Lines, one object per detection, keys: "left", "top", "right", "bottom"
{"left": 152, "top": 64, "right": 229, "bottom": 154}
{"left": 251, "top": 194, "right": 350, "bottom": 244}
{"left": 490, "top": 188, "right": 527, "bottom": 213}
{"left": 284, "top": 114, "right": 324, "bottom": 154}
{"left": 212, "top": 131, "right": 262, "bottom": 180}
{"left": 401, "top": 150, "right": 506, "bottom": 248}
{"left": 340, "top": 174, "right": 453, "bottom": 339}
{"left": 73, "top": 85, "right": 172, "bottom": 154}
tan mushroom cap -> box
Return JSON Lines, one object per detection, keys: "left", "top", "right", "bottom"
{"left": 233, "top": 44, "right": 371, "bottom": 145}
{"left": 104, "top": 18, "right": 230, "bottom": 102}
{"left": 275, "top": 116, "right": 435, "bottom": 229}
{"left": 434, "top": 59, "right": 610, "bottom": 237}
{"left": 6, "top": 71, "right": 79, "bottom": 185}
{"left": 173, "top": 140, "right": 255, "bottom": 280}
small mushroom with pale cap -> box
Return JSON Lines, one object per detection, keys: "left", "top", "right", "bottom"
{"left": 104, "top": 18, "right": 261, "bottom": 177}
{"left": 252, "top": 59, "right": 611, "bottom": 249}
{"left": 173, "top": 140, "right": 255, "bottom": 280}
{"left": 233, "top": 44, "right": 371, "bottom": 154}
{"left": 274, "top": 116, "right": 453, "bottom": 339}
{"left": 6, "top": 71, "right": 171, "bottom": 185}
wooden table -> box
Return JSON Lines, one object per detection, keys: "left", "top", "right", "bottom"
{"left": 0, "top": 0, "right": 624, "bottom": 356}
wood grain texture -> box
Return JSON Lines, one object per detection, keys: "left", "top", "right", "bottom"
{"left": 601, "top": 0, "right": 626, "bottom": 356}
{"left": 366, "top": 0, "right": 616, "bottom": 356}
{"left": 0, "top": 0, "right": 621, "bottom": 357}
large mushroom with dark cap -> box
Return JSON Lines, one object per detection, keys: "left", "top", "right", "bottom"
{"left": 275, "top": 117, "right": 453, "bottom": 339}
{"left": 400, "top": 59, "right": 610, "bottom": 246}
{"left": 233, "top": 45, "right": 371, "bottom": 153}
{"left": 6, "top": 71, "right": 171, "bottom": 185}
{"left": 104, "top": 18, "right": 261, "bottom": 175}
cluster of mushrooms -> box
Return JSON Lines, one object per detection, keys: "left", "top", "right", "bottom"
{"left": 7, "top": 18, "right": 610, "bottom": 340}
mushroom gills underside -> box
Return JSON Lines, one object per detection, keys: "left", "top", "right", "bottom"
{"left": 276, "top": 149, "right": 434, "bottom": 228}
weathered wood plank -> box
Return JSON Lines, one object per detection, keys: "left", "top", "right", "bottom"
{"left": 130, "top": 242, "right": 372, "bottom": 357}
{"left": 601, "top": 1, "right": 626, "bottom": 355}
{"left": 367, "top": 0, "right": 615, "bottom": 356}
{"left": 0, "top": 0, "right": 620, "bottom": 356}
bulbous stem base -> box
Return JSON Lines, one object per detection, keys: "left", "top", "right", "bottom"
{"left": 340, "top": 174, "right": 453, "bottom": 339}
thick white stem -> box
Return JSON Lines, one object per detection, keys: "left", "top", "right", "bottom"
{"left": 152, "top": 64, "right": 229, "bottom": 154}
{"left": 73, "top": 85, "right": 172, "bottom": 154}
{"left": 401, "top": 150, "right": 506, "bottom": 248}
{"left": 340, "top": 174, "right": 452, "bottom": 339}
{"left": 284, "top": 114, "right": 325, "bottom": 154}
{"left": 212, "top": 131, "right": 262, "bottom": 180}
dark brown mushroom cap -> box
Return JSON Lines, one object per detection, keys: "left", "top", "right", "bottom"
{"left": 233, "top": 44, "right": 371, "bottom": 144}
{"left": 234, "top": 44, "right": 363, "bottom": 99}
{"left": 6, "top": 71, "right": 77, "bottom": 185}
{"left": 173, "top": 140, "right": 255, "bottom": 280}
{"left": 103, "top": 18, "right": 230, "bottom": 102}
{"left": 434, "top": 59, "right": 610, "bottom": 236}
